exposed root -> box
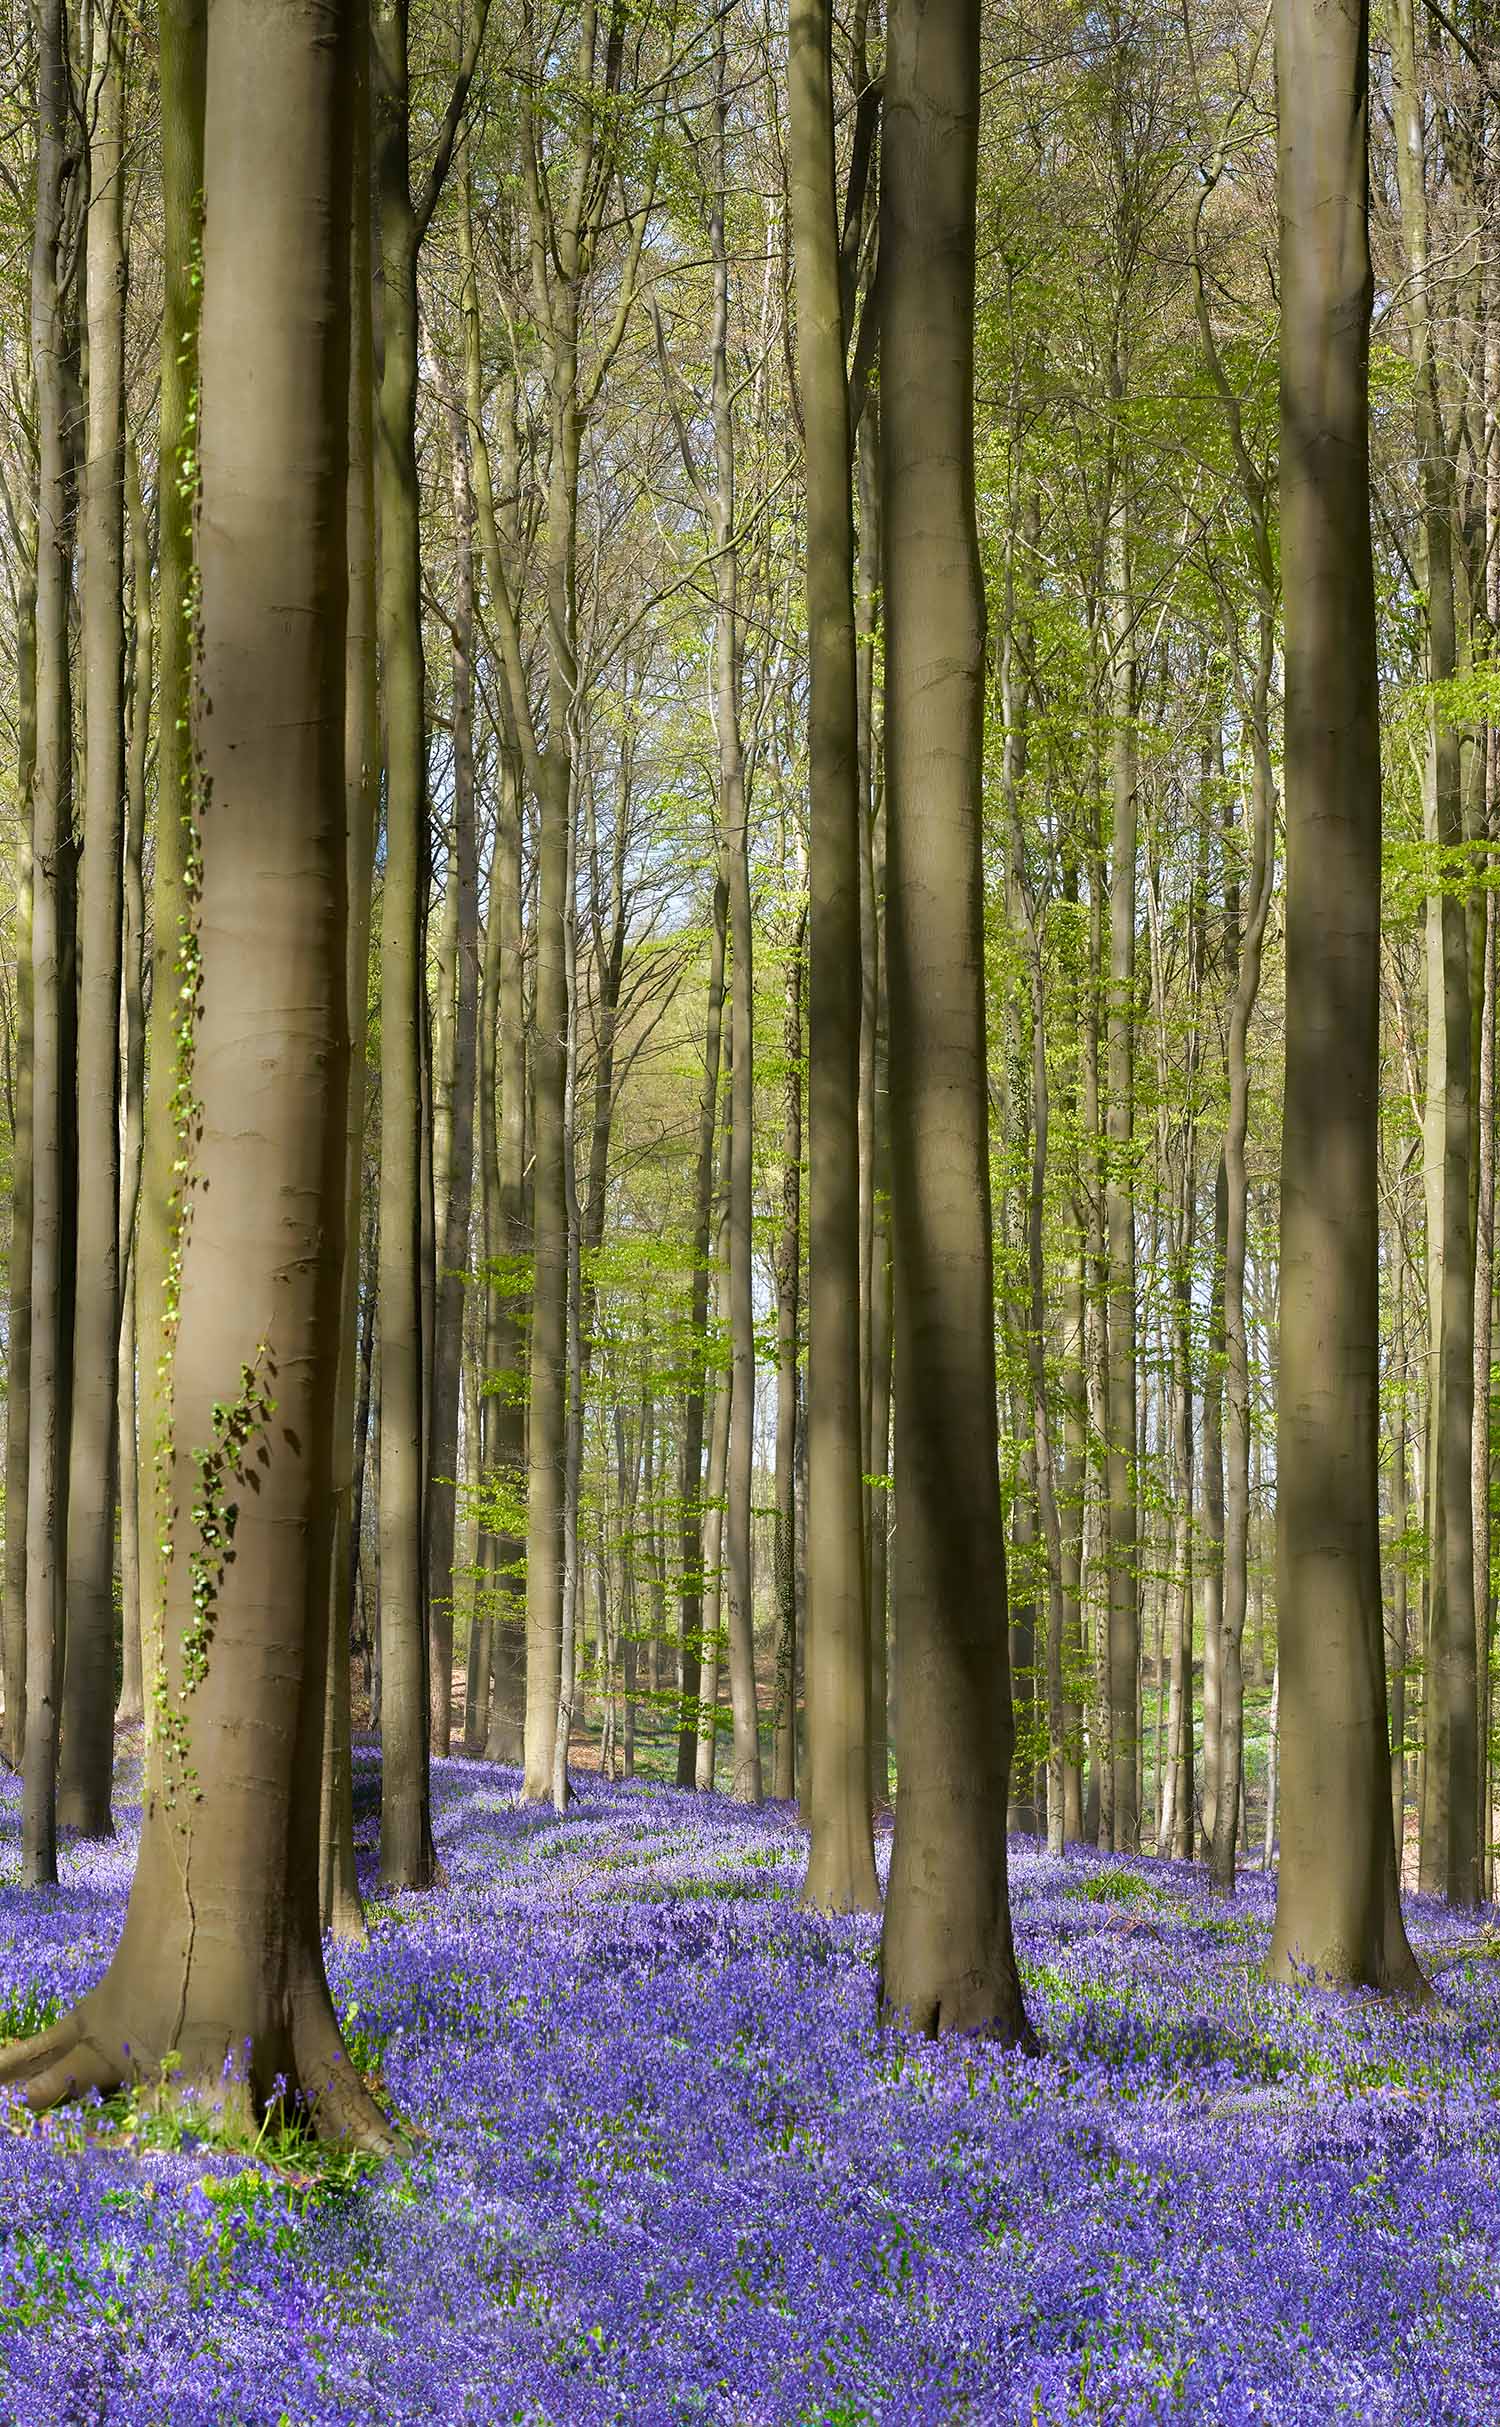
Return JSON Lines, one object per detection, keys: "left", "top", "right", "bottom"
{"left": 876, "top": 1974, "right": 1041, "bottom": 2056}
{"left": 0, "top": 2005, "right": 125, "bottom": 2111}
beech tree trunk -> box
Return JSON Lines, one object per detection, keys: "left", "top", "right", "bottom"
{"left": 3, "top": 568, "right": 35, "bottom": 1771}
{"left": 1201, "top": 1152, "right": 1227, "bottom": 1852}
{"left": 322, "top": 21, "right": 378, "bottom": 1942}
{"left": 1266, "top": 0, "right": 1426, "bottom": 1997}
{"left": 1393, "top": 0, "right": 1479, "bottom": 1910}
{"left": 426, "top": 369, "right": 479, "bottom": 1761}
{"left": 707, "top": 62, "right": 762, "bottom": 1807}
{"left": 23, "top": 0, "right": 79, "bottom": 1888}
{"left": 877, "top": 0, "right": 1033, "bottom": 2047}
{"left": 115, "top": 433, "right": 151, "bottom": 1735}
{"left": 60, "top": 0, "right": 127, "bottom": 1839}
{"left": 771, "top": 912, "right": 805, "bottom": 1801}
{"left": 461, "top": 161, "right": 529, "bottom": 1768}
{"left": 791, "top": 0, "right": 878, "bottom": 1913}
{"left": 1104, "top": 490, "right": 1138, "bottom": 1854}
{"left": 1211, "top": 667, "right": 1276, "bottom": 1895}
{"left": 136, "top": 0, "right": 205, "bottom": 1799}
{"left": 370, "top": 0, "right": 484, "bottom": 1877}
{"left": 0, "top": 0, "right": 391, "bottom": 2144}
{"left": 695, "top": 1087, "right": 734, "bottom": 1794}
{"left": 676, "top": 875, "right": 727, "bottom": 1786}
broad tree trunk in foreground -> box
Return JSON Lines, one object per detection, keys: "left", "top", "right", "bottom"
{"left": 791, "top": 0, "right": 878, "bottom": 1913}
{"left": 61, "top": 0, "right": 128, "bottom": 1839}
{"left": 1266, "top": 0, "right": 1426, "bottom": 1997}
{"left": 137, "top": 0, "right": 205, "bottom": 1797}
{"left": 877, "top": 0, "right": 1033, "bottom": 2047}
{"left": 0, "top": 0, "right": 391, "bottom": 2144}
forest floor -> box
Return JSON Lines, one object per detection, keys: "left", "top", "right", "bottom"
{"left": 0, "top": 1750, "right": 1496, "bottom": 2422}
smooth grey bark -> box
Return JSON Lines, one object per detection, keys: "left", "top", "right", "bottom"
{"left": 1266, "top": 0, "right": 1427, "bottom": 1996}
{"left": 459, "top": 163, "right": 529, "bottom": 1768}
{"left": 1210, "top": 700, "right": 1275, "bottom": 1895}
{"left": 1103, "top": 491, "right": 1138, "bottom": 1854}
{"left": 0, "top": 0, "right": 391, "bottom": 2146}
{"left": 1473, "top": 887, "right": 1495, "bottom": 1889}
{"left": 3, "top": 556, "right": 36, "bottom": 1770}
{"left": 705, "top": 60, "right": 762, "bottom": 1808}
{"left": 23, "top": 0, "right": 79, "bottom": 1888}
{"left": 372, "top": 0, "right": 485, "bottom": 1881}
{"left": 1393, "top": 0, "right": 1478, "bottom": 1909}
{"left": 551, "top": 816, "right": 585, "bottom": 1813}
{"left": 61, "top": 0, "right": 127, "bottom": 1839}
{"left": 772, "top": 910, "right": 805, "bottom": 1801}
{"left": 675, "top": 876, "right": 727, "bottom": 1785}
{"left": 1201, "top": 1150, "right": 1227, "bottom": 1850}
{"left": 426, "top": 360, "right": 479, "bottom": 1761}
{"left": 877, "top": 0, "right": 1032, "bottom": 2045}
{"left": 115, "top": 431, "right": 151, "bottom": 1735}
{"left": 135, "top": 0, "right": 204, "bottom": 1770}
{"left": 791, "top": 0, "right": 878, "bottom": 1912}
{"left": 695, "top": 1084, "right": 734, "bottom": 1794}
{"left": 322, "top": 19, "right": 377, "bottom": 1944}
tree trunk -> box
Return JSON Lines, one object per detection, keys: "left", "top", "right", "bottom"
{"left": 1391, "top": 0, "right": 1478, "bottom": 1910}
{"left": 791, "top": 0, "right": 878, "bottom": 1913}
{"left": 115, "top": 433, "right": 152, "bottom": 1735}
{"left": 877, "top": 0, "right": 1033, "bottom": 2047}
{"left": 23, "top": 0, "right": 80, "bottom": 1888}
{"left": 1104, "top": 490, "right": 1138, "bottom": 1854}
{"left": 461, "top": 165, "right": 529, "bottom": 1769}
{"left": 0, "top": 0, "right": 391, "bottom": 2145}
{"left": 372, "top": 0, "right": 443, "bottom": 1884}
{"left": 708, "top": 81, "right": 762, "bottom": 1808}
{"left": 1473, "top": 888, "right": 1495, "bottom": 1891}
{"left": 1266, "top": 0, "right": 1426, "bottom": 1996}
{"left": 426, "top": 366, "right": 480, "bottom": 1761}
{"left": 771, "top": 912, "right": 805, "bottom": 1801}
{"left": 696, "top": 1089, "right": 734, "bottom": 1794}
{"left": 1211, "top": 658, "right": 1276, "bottom": 1895}
{"left": 551, "top": 825, "right": 585, "bottom": 1813}
{"left": 135, "top": 0, "right": 205, "bottom": 1796}
{"left": 3, "top": 562, "right": 36, "bottom": 1770}
{"left": 60, "top": 0, "right": 128, "bottom": 1840}
{"left": 676, "top": 875, "right": 728, "bottom": 1785}
{"left": 1391, "top": 1284, "right": 1412, "bottom": 1876}
{"left": 322, "top": 21, "right": 378, "bottom": 1942}
{"left": 857, "top": 408, "right": 891, "bottom": 1813}
{"left": 1201, "top": 1152, "right": 1227, "bottom": 1852}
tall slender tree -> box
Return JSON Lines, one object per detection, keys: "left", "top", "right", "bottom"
{"left": 23, "top": 0, "right": 79, "bottom": 1889}
{"left": 60, "top": 0, "right": 128, "bottom": 1838}
{"left": 876, "top": 0, "right": 1032, "bottom": 2044}
{"left": 791, "top": 0, "right": 878, "bottom": 1912}
{"left": 1266, "top": 0, "right": 1427, "bottom": 1996}
{"left": 372, "top": 0, "right": 487, "bottom": 1882}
